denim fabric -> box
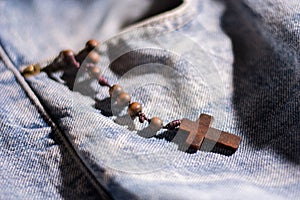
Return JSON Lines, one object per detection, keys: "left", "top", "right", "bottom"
{"left": 0, "top": 50, "right": 105, "bottom": 199}
{"left": 0, "top": 0, "right": 299, "bottom": 199}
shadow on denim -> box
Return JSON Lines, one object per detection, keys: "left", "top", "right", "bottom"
{"left": 220, "top": 0, "right": 300, "bottom": 164}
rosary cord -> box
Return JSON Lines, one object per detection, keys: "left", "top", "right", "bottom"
{"left": 22, "top": 39, "right": 241, "bottom": 153}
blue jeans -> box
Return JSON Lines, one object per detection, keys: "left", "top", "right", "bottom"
{"left": 0, "top": 0, "right": 299, "bottom": 199}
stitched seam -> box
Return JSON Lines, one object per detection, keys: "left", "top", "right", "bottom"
{"left": 0, "top": 43, "right": 113, "bottom": 200}
{"left": 122, "top": 0, "right": 193, "bottom": 31}
{"left": 19, "top": 0, "right": 196, "bottom": 71}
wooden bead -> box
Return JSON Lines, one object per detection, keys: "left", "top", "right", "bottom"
{"left": 109, "top": 84, "right": 123, "bottom": 98}
{"left": 22, "top": 64, "right": 41, "bottom": 77}
{"left": 86, "top": 39, "right": 98, "bottom": 50}
{"left": 128, "top": 102, "right": 142, "bottom": 119}
{"left": 88, "top": 51, "right": 100, "bottom": 63}
{"left": 88, "top": 66, "right": 101, "bottom": 78}
{"left": 62, "top": 49, "right": 74, "bottom": 57}
{"left": 149, "top": 117, "right": 163, "bottom": 132}
{"left": 116, "top": 92, "right": 131, "bottom": 107}
{"left": 61, "top": 49, "right": 79, "bottom": 68}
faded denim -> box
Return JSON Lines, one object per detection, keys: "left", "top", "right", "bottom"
{"left": 0, "top": 0, "right": 299, "bottom": 199}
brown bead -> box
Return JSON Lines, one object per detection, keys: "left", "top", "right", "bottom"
{"left": 61, "top": 49, "right": 80, "bottom": 68}
{"left": 128, "top": 102, "right": 142, "bottom": 119}
{"left": 62, "top": 49, "right": 74, "bottom": 57}
{"left": 75, "top": 40, "right": 99, "bottom": 64}
{"left": 116, "top": 92, "right": 131, "bottom": 107}
{"left": 109, "top": 84, "right": 123, "bottom": 98}
{"left": 86, "top": 39, "right": 99, "bottom": 50}
{"left": 149, "top": 117, "right": 163, "bottom": 132}
{"left": 88, "top": 66, "right": 101, "bottom": 78}
{"left": 22, "top": 64, "right": 41, "bottom": 77}
{"left": 88, "top": 51, "right": 100, "bottom": 63}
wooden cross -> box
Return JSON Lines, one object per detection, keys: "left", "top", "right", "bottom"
{"left": 177, "top": 114, "right": 241, "bottom": 151}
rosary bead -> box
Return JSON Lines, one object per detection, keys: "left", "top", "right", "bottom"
{"left": 109, "top": 84, "right": 123, "bottom": 98}
{"left": 128, "top": 102, "right": 142, "bottom": 119}
{"left": 61, "top": 49, "right": 80, "bottom": 68}
{"left": 87, "top": 51, "right": 100, "bottom": 63}
{"left": 88, "top": 65, "right": 102, "bottom": 79}
{"left": 149, "top": 117, "right": 163, "bottom": 132}
{"left": 22, "top": 64, "right": 41, "bottom": 77}
{"left": 76, "top": 40, "right": 99, "bottom": 64}
{"left": 116, "top": 92, "right": 131, "bottom": 107}
{"left": 62, "top": 49, "right": 74, "bottom": 58}
{"left": 86, "top": 39, "right": 99, "bottom": 51}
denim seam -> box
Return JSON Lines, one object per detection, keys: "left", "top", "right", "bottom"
{"left": 118, "top": 0, "right": 197, "bottom": 35}
{"left": 20, "top": 0, "right": 196, "bottom": 74}
{"left": 0, "top": 44, "right": 113, "bottom": 200}
{"left": 122, "top": 0, "right": 194, "bottom": 32}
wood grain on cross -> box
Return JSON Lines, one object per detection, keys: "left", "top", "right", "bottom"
{"left": 178, "top": 114, "right": 241, "bottom": 151}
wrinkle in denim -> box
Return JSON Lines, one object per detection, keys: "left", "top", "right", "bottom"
{"left": 0, "top": 0, "right": 299, "bottom": 199}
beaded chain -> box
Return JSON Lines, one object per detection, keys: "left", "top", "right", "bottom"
{"left": 34, "top": 40, "right": 181, "bottom": 134}
{"left": 22, "top": 39, "right": 241, "bottom": 154}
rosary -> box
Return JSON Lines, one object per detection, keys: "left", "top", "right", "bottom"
{"left": 23, "top": 39, "right": 241, "bottom": 154}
